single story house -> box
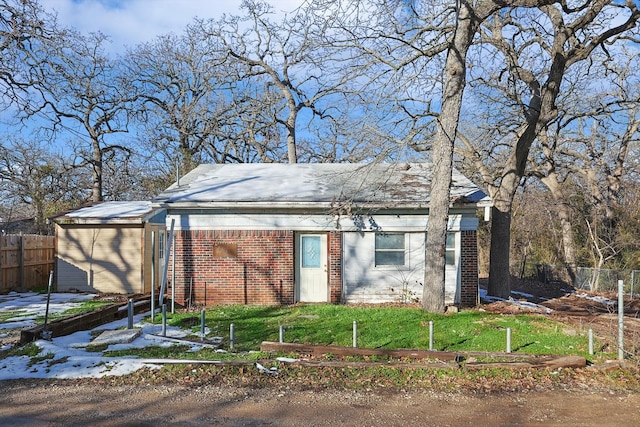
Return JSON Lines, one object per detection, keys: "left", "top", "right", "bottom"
{"left": 152, "top": 162, "right": 490, "bottom": 307}
{"left": 53, "top": 201, "right": 166, "bottom": 294}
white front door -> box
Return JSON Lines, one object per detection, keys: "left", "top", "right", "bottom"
{"left": 296, "top": 233, "right": 328, "bottom": 302}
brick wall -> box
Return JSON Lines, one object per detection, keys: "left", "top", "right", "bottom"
{"left": 459, "top": 230, "right": 479, "bottom": 307}
{"left": 168, "top": 227, "right": 476, "bottom": 308}
{"left": 328, "top": 231, "right": 342, "bottom": 303}
{"left": 171, "top": 229, "right": 295, "bottom": 306}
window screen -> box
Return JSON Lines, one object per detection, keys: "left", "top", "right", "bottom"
{"left": 375, "top": 233, "right": 405, "bottom": 266}
{"left": 445, "top": 232, "right": 456, "bottom": 266}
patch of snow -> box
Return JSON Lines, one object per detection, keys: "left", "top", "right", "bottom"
{"left": 0, "top": 292, "right": 97, "bottom": 328}
{"left": 511, "top": 291, "right": 535, "bottom": 299}
{"left": 479, "top": 288, "right": 553, "bottom": 314}
{"left": 0, "top": 293, "right": 223, "bottom": 380}
{"left": 65, "top": 201, "right": 153, "bottom": 219}
{"left": 576, "top": 293, "right": 615, "bottom": 306}
{"left": 167, "top": 164, "right": 324, "bottom": 202}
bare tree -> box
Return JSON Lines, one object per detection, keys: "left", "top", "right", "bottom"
{"left": 196, "top": 0, "right": 343, "bottom": 164}
{"left": 127, "top": 31, "right": 238, "bottom": 176}
{"left": 0, "top": 136, "right": 87, "bottom": 233}
{"left": 21, "top": 30, "right": 137, "bottom": 202}
{"left": 525, "top": 50, "right": 640, "bottom": 284}
{"left": 304, "top": 0, "right": 560, "bottom": 311}
{"left": 458, "top": 1, "right": 639, "bottom": 298}
{"left": 421, "top": 0, "right": 561, "bottom": 310}
{"left": 0, "top": 0, "right": 57, "bottom": 112}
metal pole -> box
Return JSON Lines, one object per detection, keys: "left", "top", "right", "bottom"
{"left": 171, "top": 229, "right": 176, "bottom": 314}
{"left": 588, "top": 328, "right": 594, "bottom": 356}
{"left": 127, "top": 299, "right": 133, "bottom": 329}
{"left": 200, "top": 309, "right": 206, "bottom": 336}
{"left": 353, "top": 320, "right": 358, "bottom": 348}
{"left": 279, "top": 325, "right": 284, "bottom": 343}
{"left": 506, "top": 328, "right": 512, "bottom": 353}
{"left": 42, "top": 270, "right": 54, "bottom": 340}
{"left": 429, "top": 321, "right": 434, "bottom": 351}
{"left": 618, "top": 280, "right": 624, "bottom": 361}
{"left": 159, "top": 219, "right": 175, "bottom": 307}
{"left": 162, "top": 304, "right": 167, "bottom": 337}
{"left": 230, "top": 323, "right": 235, "bottom": 350}
{"left": 151, "top": 231, "right": 155, "bottom": 324}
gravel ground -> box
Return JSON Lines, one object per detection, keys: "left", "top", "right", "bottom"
{"left": 2, "top": 380, "right": 640, "bottom": 426}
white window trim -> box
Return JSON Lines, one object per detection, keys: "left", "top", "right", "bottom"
{"left": 374, "top": 232, "right": 410, "bottom": 270}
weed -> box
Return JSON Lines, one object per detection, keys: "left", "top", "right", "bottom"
{"left": 28, "top": 352, "right": 54, "bottom": 367}
{"left": 0, "top": 343, "right": 41, "bottom": 360}
{"left": 85, "top": 344, "right": 109, "bottom": 353}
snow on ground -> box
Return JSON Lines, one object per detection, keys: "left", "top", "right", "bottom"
{"left": 0, "top": 292, "right": 221, "bottom": 380}
{"left": 2, "top": 289, "right": 607, "bottom": 380}
{"left": 576, "top": 292, "right": 616, "bottom": 306}
{"left": 479, "top": 289, "right": 553, "bottom": 314}
{"left": 0, "top": 292, "right": 97, "bottom": 329}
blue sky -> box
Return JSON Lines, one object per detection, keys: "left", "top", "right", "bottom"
{"left": 44, "top": 0, "right": 304, "bottom": 52}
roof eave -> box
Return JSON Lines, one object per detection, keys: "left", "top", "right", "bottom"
{"left": 54, "top": 218, "right": 147, "bottom": 226}
{"left": 154, "top": 200, "right": 485, "bottom": 211}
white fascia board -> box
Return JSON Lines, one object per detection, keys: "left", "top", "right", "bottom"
{"left": 55, "top": 218, "right": 146, "bottom": 226}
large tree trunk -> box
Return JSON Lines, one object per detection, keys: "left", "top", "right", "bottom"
{"left": 286, "top": 113, "right": 297, "bottom": 164}
{"left": 423, "top": 2, "right": 476, "bottom": 312}
{"left": 424, "top": 0, "right": 570, "bottom": 310}
{"left": 487, "top": 135, "right": 534, "bottom": 299}
{"left": 488, "top": 203, "right": 512, "bottom": 299}
{"left": 541, "top": 172, "right": 577, "bottom": 282}
{"left": 91, "top": 139, "right": 103, "bottom": 202}
{"left": 558, "top": 202, "right": 577, "bottom": 282}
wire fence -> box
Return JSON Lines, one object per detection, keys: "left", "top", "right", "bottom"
{"left": 517, "top": 263, "right": 640, "bottom": 296}
{"left": 574, "top": 268, "right": 640, "bottom": 295}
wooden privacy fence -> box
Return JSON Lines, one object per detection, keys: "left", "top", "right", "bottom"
{"left": 0, "top": 234, "right": 55, "bottom": 293}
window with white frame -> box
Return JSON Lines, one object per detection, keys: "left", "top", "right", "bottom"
{"left": 445, "top": 232, "right": 456, "bottom": 266}
{"left": 375, "top": 233, "right": 406, "bottom": 266}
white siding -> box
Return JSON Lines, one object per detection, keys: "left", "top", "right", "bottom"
{"left": 342, "top": 232, "right": 459, "bottom": 304}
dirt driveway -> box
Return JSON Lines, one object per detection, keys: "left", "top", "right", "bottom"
{"left": 1, "top": 380, "right": 639, "bottom": 426}
{"left": 2, "top": 282, "right": 640, "bottom": 426}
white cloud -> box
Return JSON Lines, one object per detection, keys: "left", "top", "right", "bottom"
{"left": 43, "top": 0, "right": 304, "bottom": 52}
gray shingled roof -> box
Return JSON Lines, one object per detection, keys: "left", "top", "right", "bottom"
{"left": 153, "top": 163, "right": 489, "bottom": 209}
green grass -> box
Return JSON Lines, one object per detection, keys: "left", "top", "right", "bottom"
{"left": 0, "top": 342, "right": 41, "bottom": 359}
{"left": 1, "top": 304, "right": 609, "bottom": 366}
{"left": 0, "top": 300, "right": 112, "bottom": 324}
{"left": 103, "top": 345, "right": 264, "bottom": 362}
{"left": 38, "top": 300, "right": 113, "bottom": 322}
{"left": 153, "top": 304, "right": 600, "bottom": 358}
